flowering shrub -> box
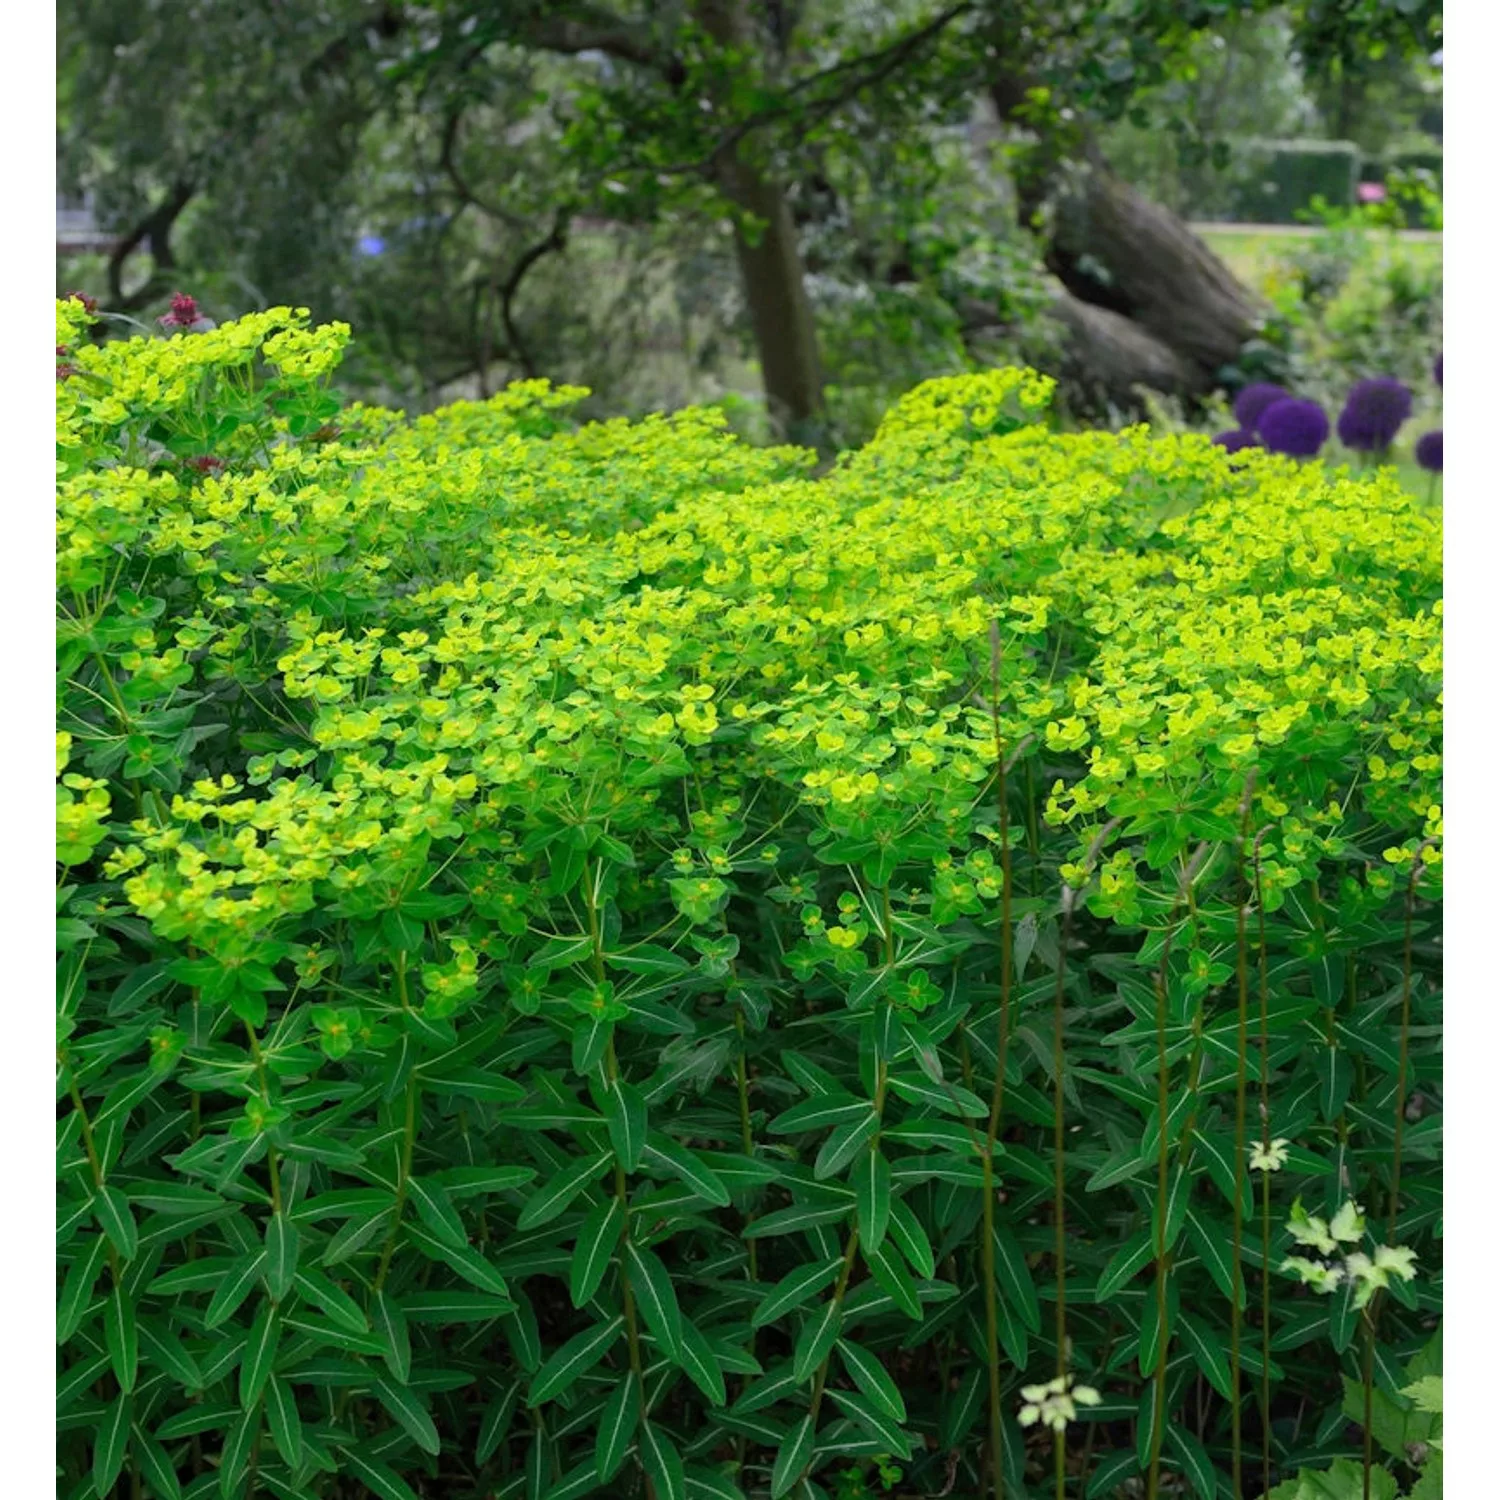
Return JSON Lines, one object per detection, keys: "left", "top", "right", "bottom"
{"left": 57, "top": 304, "right": 1441, "bottom": 1500}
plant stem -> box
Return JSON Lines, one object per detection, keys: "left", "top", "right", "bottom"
{"left": 1231, "top": 889, "right": 1250, "bottom": 1499}
{"left": 1253, "top": 837, "right": 1273, "bottom": 1497}
{"left": 982, "top": 621, "right": 1014, "bottom": 1500}
{"left": 1052, "top": 889, "right": 1074, "bottom": 1500}
{"left": 1389, "top": 857, "right": 1424, "bottom": 1239}
{"left": 1361, "top": 1306, "right": 1376, "bottom": 1500}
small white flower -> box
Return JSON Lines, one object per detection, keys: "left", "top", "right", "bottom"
{"left": 1286, "top": 1198, "right": 1337, "bottom": 1255}
{"left": 1249, "top": 1138, "right": 1290, "bottom": 1172}
{"left": 1372, "top": 1244, "right": 1418, "bottom": 1282}
{"left": 1328, "top": 1200, "right": 1366, "bottom": 1244}
{"left": 1280, "top": 1255, "right": 1344, "bottom": 1294}
{"left": 1016, "top": 1375, "right": 1098, "bottom": 1433}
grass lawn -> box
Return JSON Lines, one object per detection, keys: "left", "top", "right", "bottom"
{"left": 1196, "top": 223, "right": 1442, "bottom": 287}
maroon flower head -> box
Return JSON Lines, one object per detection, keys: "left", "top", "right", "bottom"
{"left": 67, "top": 291, "right": 99, "bottom": 315}
{"left": 159, "top": 292, "right": 214, "bottom": 331}
{"left": 57, "top": 362, "right": 77, "bottom": 382}
{"left": 186, "top": 455, "right": 227, "bottom": 474}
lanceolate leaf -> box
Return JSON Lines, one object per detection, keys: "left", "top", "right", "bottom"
{"left": 595, "top": 1374, "right": 641, "bottom": 1482}
{"left": 837, "top": 1340, "right": 907, "bottom": 1423}
{"left": 529, "top": 1316, "right": 624, "bottom": 1405}
{"left": 570, "top": 1197, "right": 625, "bottom": 1309}
{"left": 517, "top": 1151, "right": 613, "bottom": 1232}
{"left": 605, "top": 1079, "right": 649, "bottom": 1172}
{"left": 374, "top": 1377, "right": 442, "bottom": 1455}
{"left": 626, "top": 1241, "right": 684, "bottom": 1357}
{"left": 751, "top": 1258, "right": 844, "bottom": 1329}
{"left": 639, "top": 1420, "right": 687, "bottom": 1500}
{"left": 770, "top": 1415, "right": 815, "bottom": 1500}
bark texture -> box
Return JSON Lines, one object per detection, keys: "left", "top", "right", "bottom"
{"left": 987, "top": 80, "right": 1265, "bottom": 406}
{"left": 696, "top": 0, "right": 827, "bottom": 444}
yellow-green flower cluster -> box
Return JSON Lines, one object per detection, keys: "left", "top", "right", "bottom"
{"left": 57, "top": 307, "right": 1440, "bottom": 955}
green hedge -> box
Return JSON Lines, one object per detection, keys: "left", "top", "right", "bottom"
{"left": 1227, "top": 139, "right": 1360, "bottom": 224}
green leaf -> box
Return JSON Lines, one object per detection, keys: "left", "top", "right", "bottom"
{"left": 477, "top": 1380, "right": 521, "bottom": 1465}
{"left": 770, "top": 1415, "right": 814, "bottom": 1499}
{"left": 220, "top": 1404, "right": 259, "bottom": 1499}
{"left": 292, "top": 1268, "right": 369, "bottom": 1334}
{"left": 826, "top": 1387, "right": 912, "bottom": 1460}
{"left": 517, "top": 1150, "right": 612, "bottom": 1231}
{"left": 406, "top": 1223, "right": 512, "bottom": 1297}
{"left": 885, "top": 1198, "right": 935, "bottom": 1279}
{"left": 626, "top": 1241, "right": 683, "bottom": 1357}
{"left": 752, "top": 1258, "right": 844, "bottom": 1329}
{"left": 1183, "top": 1207, "right": 1244, "bottom": 1308}
{"left": 1179, "top": 1312, "right": 1233, "bottom": 1399}
{"left": 813, "top": 1109, "right": 881, "bottom": 1179}
{"left": 1087, "top": 1449, "right": 1141, "bottom": 1498}
{"left": 104, "top": 1282, "right": 138, "bottom": 1393}
{"left": 264, "top": 1212, "right": 299, "bottom": 1301}
{"left": 595, "top": 1373, "right": 641, "bottom": 1482}
{"left": 94, "top": 1185, "right": 139, "bottom": 1261}
{"left": 570, "top": 1198, "right": 625, "bottom": 1308}
{"left": 639, "top": 1421, "right": 687, "bottom": 1500}
{"left": 204, "top": 1252, "right": 266, "bottom": 1330}
{"left": 605, "top": 1079, "right": 648, "bottom": 1172}
{"left": 91, "top": 1392, "right": 131, "bottom": 1499}
{"left": 1096, "top": 1231, "right": 1155, "bottom": 1302}
{"left": 529, "top": 1316, "right": 624, "bottom": 1405}
{"left": 58, "top": 1234, "right": 110, "bottom": 1344}
{"left": 885, "top": 1075, "right": 987, "bottom": 1117}
{"left": 371, "top": 1290, "right": 411, "bottom": 1383}
{"left": 374, "top": 1377, "right": 442, "bottom": 1455}
{"left": 407, "top": 1178, "right": 467, "bottom": 1250}
{"left": 138, "top": 1323, "right": 203, "bottom": 1390}
{"left": 742, "top": 1201, "right": 852, "bottom": 1239}
{"left": 339, "top": 1447, "right": 423, "bottom": 1500}
{"left": 792, "top": 1298, "right": 842, "bottom": 1383}
{"left": 238, "top": 1301, "right": 281, "bottom": 1409}
{"left": 264, "top": 1374, "right": 303, "bottom": 1465}
{"left": 852, "top": 1148, "right": 891, "bottom": 1252}
{"left": 1165, "top": 1424, "right": 1217, "bottom": 1499}
{"left": 130, "top": 1426, "right": 183, "bottom": 1500}
{"left": 402, "top": 1290, "right": 514, "bottom": 1322}
{"left": 837, "top": 1340, "right": 906, "bottom": 1423}
{"left": 641, "top": 1135, "right": 731, "bottom": 1207}
{"left": 862, "top": 1240, "right": 922, "bottom": 1320}
{"left": 685, "top": 1471, "right": 748, "bottom": 1500}
{"left": 767, "top": 1097, "right": 868, "bottom": 1135}
{"left": 990, "top": 1221, "right": 1041, "bottom": 1333}
{"left": 677, "top": 1316, "right": 727, "bottom": 1407}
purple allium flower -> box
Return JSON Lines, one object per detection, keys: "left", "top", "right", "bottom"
{"left": 1415, "top": 430, "right": 1442, "bottom": 474}
{"left": 1233, "top": 383, "right": 1289, "bottom": 433}
{"left": 1433, "top": 352, "right": 1442, "bottom": 389}
{"left": 1213, "top": 428, "right": 1259, "bottom": 453}
{"left": 1336, "top": 377, "right": 1413, "bottom": 452}
{"left": 1259, "top": 398, "right": 1329, "bottom": 457}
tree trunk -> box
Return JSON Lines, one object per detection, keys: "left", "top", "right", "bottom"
{"left": 696, "top": 0, "right": 826, "bottom": 445}
{"left": 987, "top": 80, "right": 1265, "bottom": 403}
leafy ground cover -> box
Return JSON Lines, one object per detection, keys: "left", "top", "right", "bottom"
{"left": 57, "top": 303, "right": 1441, "bottom": 1500}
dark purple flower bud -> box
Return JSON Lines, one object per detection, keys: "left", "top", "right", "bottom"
{"left": 186, "top": 455, "right": 226, "bottom": 474}
{"left": 1414, "top": 430, "right": 1442, "bottom": 474}
{"left": 159, "top": 292, "right": 214, "bottom": 331}
{"left": 1233, "top": 383, "right": 1289, "bottom": 433}
{"left": 1336, "top": 377, "right": 1413, "bottom": 452}
{"left": 1259, "top": 398, "right": 1329, "bottom": 458}
{"left": 66, "top": 291, "right": 99, "bottom": 315}
{"left": 1213, "top": 429, "right": 1259, "bottom": 453}
{"left": 1433, "top": 352, "right": 1442, "bottom": 389}
{"left": 57, "top": 362, "right": 77, "bottom": 382}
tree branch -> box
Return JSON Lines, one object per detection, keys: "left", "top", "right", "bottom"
{"left": 105, "top": 180, "right": 196, "bottom": 312}
{"left": 496, "top": 208, "right": 571, "bottom": 378}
